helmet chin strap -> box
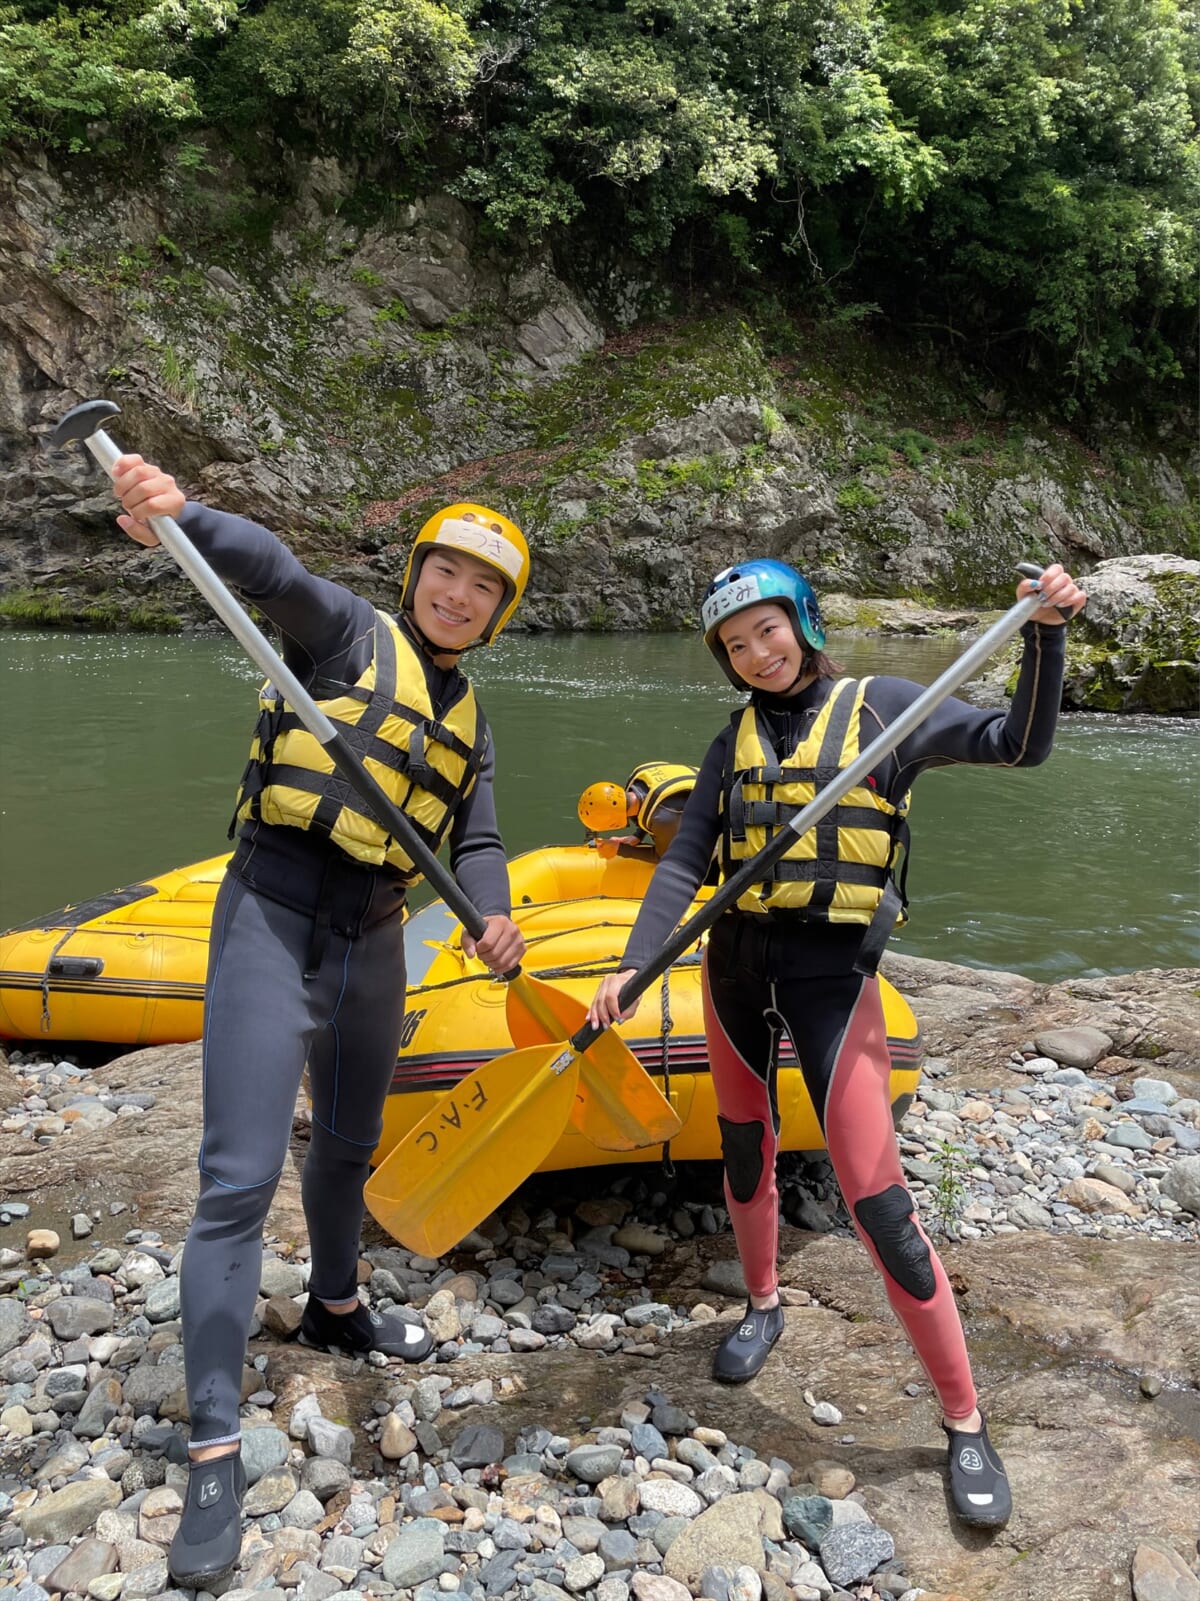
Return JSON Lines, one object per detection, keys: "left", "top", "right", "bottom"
{"left": 399, "top": 609, "right": 466, "bottom": 662}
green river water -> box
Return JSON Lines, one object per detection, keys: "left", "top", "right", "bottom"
{"left": 1, "top": 628, "right": 1196, "bottom": 981}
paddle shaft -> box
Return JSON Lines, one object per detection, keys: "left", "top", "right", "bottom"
{"left": 568, "top": 577, "right": 1056, "bottom": 1053}
{"left": 80, "top": 424, "right": 497, "bottom": 949}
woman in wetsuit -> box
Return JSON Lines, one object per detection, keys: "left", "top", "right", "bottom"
{"left": 589, "top": 556, "right": 1086, "bottom": 1528}
{"left": 113, "top": 457, "right": 526, "bottom": 1587}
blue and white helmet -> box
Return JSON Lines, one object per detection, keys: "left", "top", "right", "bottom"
{"left": 701, "top": 558, "right": 825, "bottom": 688}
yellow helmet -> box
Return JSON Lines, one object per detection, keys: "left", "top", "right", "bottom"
{"left": 624, "top": 762, "right": 698, "bottom": 833}
{"left": 578, "top": 781, "right": 628, "bottom": 833}
{"left": 401, "top": 503, "right": 530, "bottom": 644}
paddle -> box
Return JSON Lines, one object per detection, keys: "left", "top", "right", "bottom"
{"left": 49, "top": 400, "right": 681, "bottom": 1161}
{"left": 365, "top": 565, "right": 1071, "bottom": 1254}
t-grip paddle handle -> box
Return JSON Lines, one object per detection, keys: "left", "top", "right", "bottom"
{"left": 1014, "top": 561, "right": 1075, "bottom": 621}
{"left": 48, "top": 399, "right": 522, "bottom": 982}
{"left": 52, "top": 399, "right": 124, "bottom": 448}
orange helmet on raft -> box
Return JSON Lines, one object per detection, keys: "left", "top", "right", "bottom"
{"left": 577, "top": 782, "right": 629, "bottom": 833}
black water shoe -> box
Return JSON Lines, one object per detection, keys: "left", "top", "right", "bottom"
{"left": 943, "top": 1415, "right": 1012, "bottom": 1528}
{"left": 299, "top": 1297, "right": 434, "bottom": 1362}
{"left": 168, "top": 1451, "right": 246, "bottom": 1589}
{"left": 712, "top": 1300, "right": 784, "bottom": 1383}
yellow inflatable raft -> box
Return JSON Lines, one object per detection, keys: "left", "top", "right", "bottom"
{"left": 0, "top": 857, "right": 226, "bottom": 1046}
{"left": 0, "top": 845, "right": 924, "bottom": 1169}
{"left": 382, "top": 844, "right": 924, "bottom": 1170}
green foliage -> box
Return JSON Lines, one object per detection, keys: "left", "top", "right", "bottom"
{"left": 851, "top": 440, "right": 892, "bottom": 469}
{"left": 876, "top": 0, "right": 1199, "bottom": 400}
{"left": 201, "top": 0, "right": 477, "bottom": 153}
{"left": 760, "top": 402, "right": 785, "bottom": 440}
{"left": 0, "top": 1, "right": 235, "bottom": 152}
{"left": 0, "top": 0, "right": 476, "bottom": 156}
{"left": 0, "top": 0, "right": 1195, "bottom": 405}
{"left": 836, "top": 483, "right": 881, "bottom": 510}
{"left": 159, "top": 344, "right": 201, "bottom": 406}
{"left": 888, "top": 428, "right": 936, "bottom": 468}
{"left": 0, "top": 589, "right": 68, "bottom": 626}
{"left": 930, "top": 1137, "right": 969, "bottom": 1239}
{"left": 637, "top": 453, "right": 754, "bottom": 499}
{"left": 0, "top": 588, "right": 181, "bottom": 630}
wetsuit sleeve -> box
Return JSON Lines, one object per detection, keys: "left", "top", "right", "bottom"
{"left": 621, "top": 731, "right": 727, "bottom": 971}
{"left": 177, "top": 502, "right": 375, "bottom": 682}
{"left": 870, "top": 622, "right": 1067, "bottom": 801}
{"left": 448, "top": 740, "right": 511, "bottom": 918}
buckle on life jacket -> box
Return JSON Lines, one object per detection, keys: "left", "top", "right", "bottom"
{"left": 405, "top": 724, "right": 434, "bottom": 787}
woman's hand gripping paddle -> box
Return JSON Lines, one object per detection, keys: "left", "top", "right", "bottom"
{"left": 49, "top": 403, "right": 677, "bottom": 1178}
{"left": 363, "top": 563, "right": 1076, "bottom": 1253}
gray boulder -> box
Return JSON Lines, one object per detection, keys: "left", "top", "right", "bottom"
{"left": 1062, "top": 555, "right": 1199, "bottom": 715}
{"left": 1161, "top": 1156, "right": 1200, "bottom": 1216}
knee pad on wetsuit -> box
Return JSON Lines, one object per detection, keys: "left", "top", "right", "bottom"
{"left": 718, "top": 1116, "right": 765, "bottom": 1204}
{"left": 853, "top": 1184, "right": 936, "bottom": 1301}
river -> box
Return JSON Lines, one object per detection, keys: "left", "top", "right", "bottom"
{"left": 1, "top": 628, "right": 1196, "bottom": 981}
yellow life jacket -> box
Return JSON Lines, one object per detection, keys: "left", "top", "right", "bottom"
{"left": 233, "top": 611, "right": 488, "bottom": 881}
{"left": 720, "top": 677, "right": 910, "bottom": 927}
{"left": 625, "top": 762, "right": 698, "bottom": 835}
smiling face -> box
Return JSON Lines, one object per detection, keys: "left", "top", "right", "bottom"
{"left": 717, "top": 601, "right": 806, "bottom": 693}
{"left": 410, "top": 547, "right": 509, "bottom": 654}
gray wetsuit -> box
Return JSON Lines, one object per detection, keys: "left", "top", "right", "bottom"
{"left": 175, "top": 505, "right": 511, "bottom": 1448}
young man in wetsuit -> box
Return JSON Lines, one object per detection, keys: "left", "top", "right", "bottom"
{"left": 589, "top": 557, "right": 1086, "bottom": 1530}
{"left": 113, "top": 456, "right": 526, "bottom": 1589}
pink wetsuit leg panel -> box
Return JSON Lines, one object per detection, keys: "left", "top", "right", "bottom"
{"left": 701, "top": 946, "right": 780, "bottom": 1299}
{"left": 820, "top": 978, "right": 977, "bottom": 1419}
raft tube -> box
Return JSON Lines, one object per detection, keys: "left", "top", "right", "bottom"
{"left": 0, "top": 857, "right": 226, "bottom": 1047}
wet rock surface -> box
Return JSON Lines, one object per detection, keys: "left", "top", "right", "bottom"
{"left": 3, "top": 153, "right": 1194, "bottom": 646}
{"left": 1, "top": 957, "right": 1198, "bottom": 1601}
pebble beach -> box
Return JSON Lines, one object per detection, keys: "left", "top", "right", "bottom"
{"left": 2, "top": 1010, "right": 1200, "bottom": 1601}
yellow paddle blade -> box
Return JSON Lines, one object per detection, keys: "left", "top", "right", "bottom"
{"left": 505, "top": 974, "right": 682, "bottom": 1153}
{"left": 573, "top": 1028, "right": 683, "bottom": 1150}
{"left": 505, "top": 971, "right": 595, "bottom": 1049}
{"left": 364, "top": 1045, "right": 581, "bottom": 1257}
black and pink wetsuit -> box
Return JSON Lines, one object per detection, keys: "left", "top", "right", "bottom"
{"left": 621, "top": 622, "right": 1067, "bottom": 1418}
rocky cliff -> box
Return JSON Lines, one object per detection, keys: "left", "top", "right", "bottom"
{"left": 2, "top": 154, "right": 1196, "bottom": 708}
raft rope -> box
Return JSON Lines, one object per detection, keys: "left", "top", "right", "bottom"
{"left": 407, "top": 951, "right": 702, "bottom": 997}
{"left": 40, "top": 930, "right": 76, "bottom": 1033}
{"left": 659, "top": 961, "right": 675, "bottom": 1179}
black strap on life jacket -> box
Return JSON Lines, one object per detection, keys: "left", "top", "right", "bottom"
{"left": 232, "top": 616, "right": 489, "bottom": 859}
{"left": 303, "top": 852, "right": 336, "bottom": 980}
{"left": 804, "top": 678, "right": 860, "bottom": 912}
{"left": 230, "top": 696, "right": 287, "bottom": 837}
